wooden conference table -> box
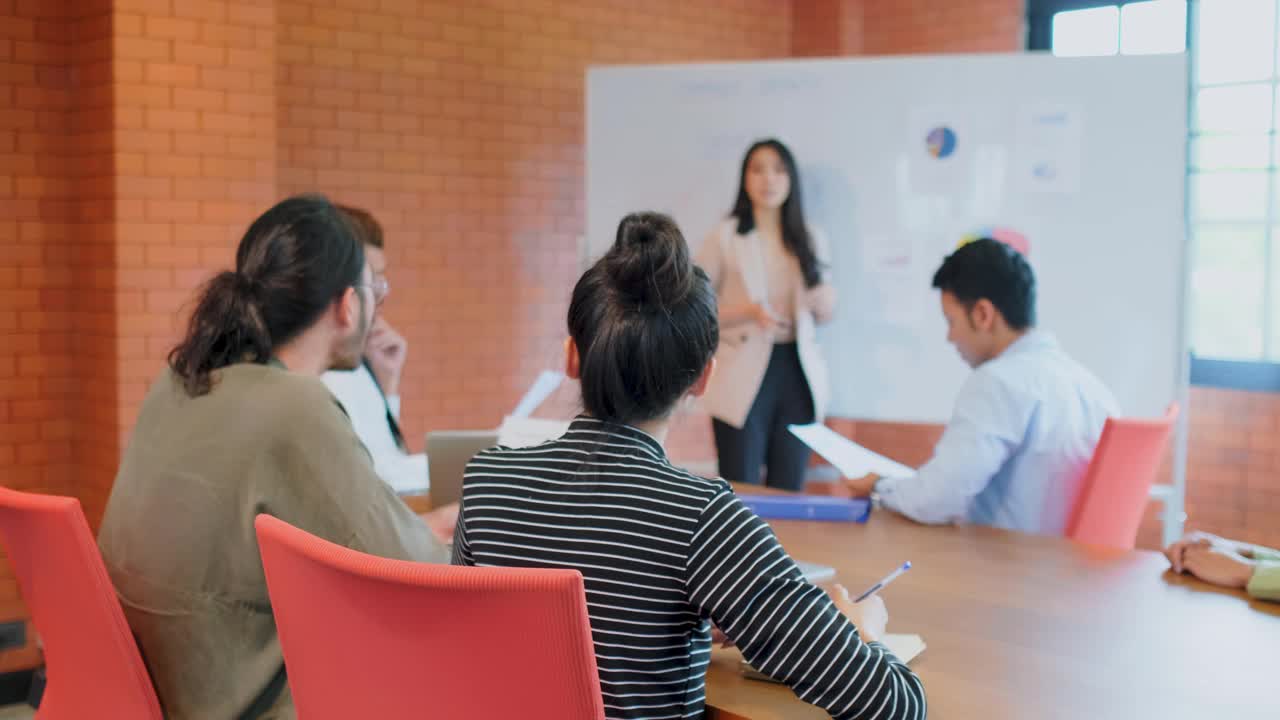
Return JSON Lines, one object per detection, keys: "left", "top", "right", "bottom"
{"left": 406, "top": 489, "right": 1280, "bottom": 719}
{"left": 703, "top": 510, "right": 1280, "bottom": 720}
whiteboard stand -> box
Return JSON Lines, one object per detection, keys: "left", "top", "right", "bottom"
{"left": 1150, "top": 484, "right": 1185, "bottom": 549}
{"left": 1147, "top": 382, "right": 1189, "bottom": 548}
{"left": 1157, "top": 43, "right": 1194, "bottom": 551}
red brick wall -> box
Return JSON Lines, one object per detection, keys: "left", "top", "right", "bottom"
{"left": 793, "top": 0, "right": 854, "bottom": 57}
{"left": 0, "top": 0, "right": 792, "bottom": 672}
{"left": 1176, "top": 388, "right": 1280, "bottom": 550}
{"left": 791, "top": 0, "right": 1023, "bottom": 59}
{"left": 859, "top": 0, "right": 1024, "bottom": 55}
{"left": 0, "top": 0, "right": 80, "bottom": 671}
{"left": 0, "top": 2, "right": 77, "bottom": 497}
{"left": 0, "top": 0, "right": 279, "bottom": 672}
{"left": 274, "top": 0, "right": 793, "bottom": 460}
{"left": 69, "top": 0, "right": 118, "bottom": 535}
{"left": 0, "top": 0, "right": 1277, "bottom": 677}
{"left": 74, "top": 0, "right": 280, "bottom": 531}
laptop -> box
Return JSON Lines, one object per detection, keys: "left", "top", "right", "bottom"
{"left": 426, "top": 430, "right": 499, "bottom": 508}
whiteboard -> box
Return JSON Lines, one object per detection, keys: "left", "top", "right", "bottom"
{"left": 586, "top": 53, "right": 1188, "bottom": 423}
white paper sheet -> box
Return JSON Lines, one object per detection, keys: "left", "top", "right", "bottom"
{"left": 882, "top": 633, "right": 927, "bottom": 663}
{"left": 384, "top": 452, "right": 429, "bottom": 496}
{"left": 1014, "top": 102, "right": 1083, "bottom": 193}
{"left": 794, "top": 560, "right": 836, "bottom": 583}
{"left": 788, "top": 423, "right": 916, "bottom": 479}
{"left": 496, "top": 415, "right": 571, "bottom": 449}
{"left": 509, "top": 370, "right": 565, "bottom": 419}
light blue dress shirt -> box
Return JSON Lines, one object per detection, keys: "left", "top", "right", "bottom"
{"left": 876, "top": 330, "right": 1119, "bottom": 535}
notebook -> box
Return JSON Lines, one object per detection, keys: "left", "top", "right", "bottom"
{"left": 738, "top": 493, "right": 871, "bottom": 523}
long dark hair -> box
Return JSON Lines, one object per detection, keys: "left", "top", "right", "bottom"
{"left": 168, "top": 194, "right": 365, "bottom": 396}
{"left": 567, "top": 212, "right": 719, "bottom": 426}
{"left": 730, "top": 138, "right": 822, "bottom": 288}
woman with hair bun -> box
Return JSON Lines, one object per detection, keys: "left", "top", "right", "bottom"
{"left": 453, "top": 212, "right": 925, "bottom": 720}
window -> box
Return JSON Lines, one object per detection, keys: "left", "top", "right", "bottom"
{"left": 1035, "top": 0, "right": 1188, "bottom": 57}
{"left": 1053, "top": 6, "right": 1121, "bottom": 56}
{"left": 1191, "top": 0, "right": 1278, "bottom": 368}
{"left": 1119, "top": 0, "right": 1188, "bottom": 54}
{"left": 1030, "top": 0, "right": 1280, "bottom": 389}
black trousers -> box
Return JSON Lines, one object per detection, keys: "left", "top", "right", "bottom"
{"left": 712, "top": 342, "right": 815, "bottom": 491}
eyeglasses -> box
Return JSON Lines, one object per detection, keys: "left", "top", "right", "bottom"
{"left": 354, "top": 277, "right": 390, "bottom": 305}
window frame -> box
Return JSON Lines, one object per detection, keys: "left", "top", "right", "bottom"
{"left": 1028, "top": 0, "right": 1280, "bottom": 391}
{"left": 1027, "top": 0, "right": 1145, "bottom": 52}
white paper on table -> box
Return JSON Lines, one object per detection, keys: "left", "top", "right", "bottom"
{"left": 882, "top": 633, "right": 927, "bottom": 663}
{"left": 496, "top": 415, "right": 571, "bottom": 449}
{"left": 787, "top": 423, "right": 916, "bottom": 479}
{"left": 509, "top": 370, "right": 565, "bottom": 419}
{"left": 384, "top": 452, "right": 429, "bottom": 496}
{"left": 794, "top": 560, "right": 836, "bottom": 583}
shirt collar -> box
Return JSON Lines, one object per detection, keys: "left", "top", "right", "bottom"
{"left": 1005, "top": 328, "right": 1057, "bottom": 356}
{"left": 564, "top": 416, "right": 667, "bottom": 461}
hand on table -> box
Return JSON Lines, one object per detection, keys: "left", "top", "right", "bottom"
{"left": 1166, "top": 532, "right": 1255, "bottom": 589}
{"left": 421, "top": 502, "right": 459, "bottom": 544}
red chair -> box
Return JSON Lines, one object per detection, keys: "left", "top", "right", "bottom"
{"left": 0, "top": 487, "right": 163, "bottom": 719}
{"left": 254, "top": 514, "right": 606, "bottom": 720}
{"left": 1067, "top": 404, "right": 1180, "bottom": 549}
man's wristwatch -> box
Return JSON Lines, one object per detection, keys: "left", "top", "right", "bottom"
{"left": 869, "top": 477, "right": 885, "bottom": 507}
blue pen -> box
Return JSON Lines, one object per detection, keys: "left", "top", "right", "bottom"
{"left": 854, "top": 561, "right": 912, "bottom": 602}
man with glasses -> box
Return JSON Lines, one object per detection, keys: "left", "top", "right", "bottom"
{"left": 323, "top": 206, "right": 427, "bottom": 497}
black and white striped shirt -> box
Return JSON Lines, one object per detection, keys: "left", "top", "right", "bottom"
{"left": 453, "top": 417, "right": 926, "bottom": 720}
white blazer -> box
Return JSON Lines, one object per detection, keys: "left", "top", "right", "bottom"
{"left": 695, "top": 219, "right": 832, "bottom": 429}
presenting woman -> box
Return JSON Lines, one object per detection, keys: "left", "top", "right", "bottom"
{"left": 696, "top": 138, "right": 836, "bottom": 491}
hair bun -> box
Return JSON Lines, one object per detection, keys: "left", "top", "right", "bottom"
{"left": 606, "top": 212, "right": 694, "bottom": 309}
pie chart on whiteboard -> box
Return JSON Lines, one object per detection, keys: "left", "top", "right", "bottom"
{"left": 926, "top": 126, "right": 957, "bottom": 159}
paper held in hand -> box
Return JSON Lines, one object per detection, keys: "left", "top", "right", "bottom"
{"left": 787, "top": 423, "right": 916, "bottom": 479}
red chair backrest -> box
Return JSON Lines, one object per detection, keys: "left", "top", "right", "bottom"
{"left": 0, "top": 487, "right": 163, "bottom": 719}
{"left": 254, "top": 514, "right": 606, "bottom": 719}
{"left": 1067, "top": 405, "right": 1179, "bottom": 549}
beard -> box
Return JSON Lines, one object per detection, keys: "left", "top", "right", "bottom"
{"left": 330, "top": 294, "right": 373, "bottom": 371}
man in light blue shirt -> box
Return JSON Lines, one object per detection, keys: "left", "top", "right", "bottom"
{"left": 845, "top": 238, "right": 1118, "bottom": 535}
